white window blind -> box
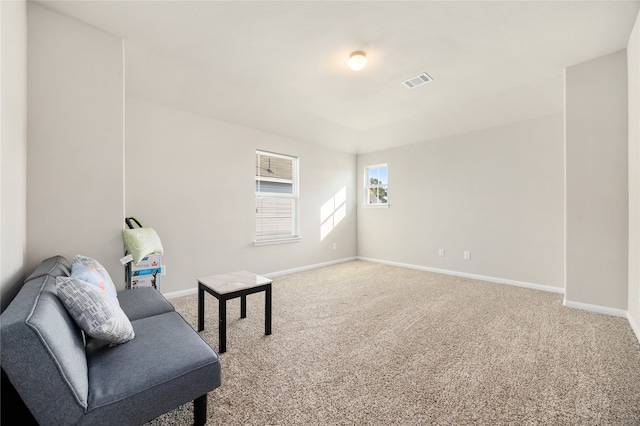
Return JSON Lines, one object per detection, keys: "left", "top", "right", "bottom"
{"left": 255, "top": 150, "right": 299, "bottom": 243}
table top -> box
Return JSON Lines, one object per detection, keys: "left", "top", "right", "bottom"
{"left": 198, "top": 271, "right": 272, "bottom": 294}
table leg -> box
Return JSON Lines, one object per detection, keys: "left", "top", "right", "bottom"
{"left": 265, "top": 285, "right": 272, "bottom": 335}
{"left": 240, "top": 295, "right": 247, "bottom": 318}
{"left": 197, "top": 285, "right": 204, "bottom": 331}
{"left": 219, "top": 297, "right": 227, "bottom": 353}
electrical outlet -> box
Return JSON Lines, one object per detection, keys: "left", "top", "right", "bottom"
{"left": 332, "top": 243, "right": 337, "bottom": 250}
{"left": 438, "top": 248, "right": 445, "bottom": 257}
{"left": 464, "top": 251, "right": 471, "bottom": 260}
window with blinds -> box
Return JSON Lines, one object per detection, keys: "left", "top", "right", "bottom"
{"left": 255, "top": 150, "right": 300, "bottom": 244}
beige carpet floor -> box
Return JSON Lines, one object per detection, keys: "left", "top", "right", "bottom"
{"left": 146, "top": 260, "right": 640, "bottom": 425}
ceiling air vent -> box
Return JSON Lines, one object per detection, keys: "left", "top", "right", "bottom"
{"left": 402, "top": 72, "right": 433, "bottom": 89}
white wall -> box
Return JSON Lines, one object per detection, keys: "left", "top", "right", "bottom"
{"left": 565, "top": 50, "right": 628, "bottom": 312}
{"left": 17, "top": 4, "right": 638, "bottom": 321}
{"left": 23, "top": 4, "right": 357, "bottom": 294}
{"left": 357, "top": 113, "right": 565, "bottom": 289}
{"left": 1, "top": 0, "right": 27, "bottom": 311}
{"left": 628, "top": 10, "right": 640, "bottom": 336}
{"left": 125, "top": 97, "right": 357, "bottom": 294}
{"left": 26, "top": 4, "right": 124, "bottom": 277}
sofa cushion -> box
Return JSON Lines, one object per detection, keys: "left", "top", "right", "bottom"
{"left": 117, "top": 287, "right": 175, "bottom": 321}
{"left": 83, "top": 311, "right": 221, "bottom": 425}
{"left": 56, "top": 277, "right": 135, "bottom": 345}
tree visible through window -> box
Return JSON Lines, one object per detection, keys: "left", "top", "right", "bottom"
{"left": 365, "top": 164, "right": 388, "bottom": 205}
{"left": 255, "top": 150, "right": 299, "bottom": 243}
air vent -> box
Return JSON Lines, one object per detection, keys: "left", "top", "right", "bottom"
{"left": 402, "top": 72, "right": 433, "bottom": 89}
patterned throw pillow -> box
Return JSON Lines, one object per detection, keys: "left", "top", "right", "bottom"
{"left": 56, "top": 277, "right": 135, "bottom": 345}
{"left": 72, "top": 255, "right": 118, "bottom": 300}
{"left": 121, "top": 227, "right": 164, "bottom": 265}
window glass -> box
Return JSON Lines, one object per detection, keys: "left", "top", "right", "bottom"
{"left": 365, "top": 164, "right": 388, "bottom": 205}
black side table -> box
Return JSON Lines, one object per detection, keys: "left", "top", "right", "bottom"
{"left": 197, "top": 271, "right": 272, "bottom": 353}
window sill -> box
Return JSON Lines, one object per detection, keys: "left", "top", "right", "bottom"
{"left": 362, "top": 204, "right": 390, "bottom": 209}
{"left": 254, "top": 236, "right": 302, "bottom": 247}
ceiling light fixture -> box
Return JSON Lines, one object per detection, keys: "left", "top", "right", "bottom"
{"left": 348, "top": 51, "right": 367, "bottom": 71}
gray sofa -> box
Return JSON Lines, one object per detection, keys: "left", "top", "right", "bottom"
{"left": 1, "top": 255, "right": 221, "bottom": 425}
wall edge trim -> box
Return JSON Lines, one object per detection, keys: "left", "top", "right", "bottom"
{"left": 627, "top": 311, "right": 640, "bottom": 343}
{"left": 563, "top": 298, "right": 628, "bottom": 318}
{"left": 263, "top": 257, "right": 358, "bottom": 278}
{"left": 357, "top": 256, "right": 564, "bottom": 294}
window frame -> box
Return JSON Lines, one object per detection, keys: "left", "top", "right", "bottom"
{"left": 254, "top": 150, "right": 301, "bottom": 246}
{"left": 364, "top": 163, "right": 389, "bottom": 208}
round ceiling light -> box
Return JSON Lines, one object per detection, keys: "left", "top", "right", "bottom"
{"left": 348, "top": 51, "right": 367, "bottom": 71}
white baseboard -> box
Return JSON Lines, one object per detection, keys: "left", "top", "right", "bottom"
{"left": 563, "top": 298, "right": 627, "bottom": 318}
{"left": 162, "top": 256, "right": 357, "bottom": 299}
{"left": 627, "top": 312, "right": 640, "bottom": 343}
{"left": 163, "top": 287, "right": 197, "bottom": 299}
{"left": 357, "top": 256, "right": 564, "bottom": 294}
{"left": 262, "top": 257, "right": 358, "bottom": 278}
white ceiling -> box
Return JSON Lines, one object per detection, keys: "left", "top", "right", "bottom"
{"left": 36, "top": 0, "right": 640, "bottom": 154}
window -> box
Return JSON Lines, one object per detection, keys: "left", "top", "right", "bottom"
{"left": 255, "top": 150, "right": 300, "bottom": 244}
{"left": 365, "top": 164, "right": 388, "bottom": 207}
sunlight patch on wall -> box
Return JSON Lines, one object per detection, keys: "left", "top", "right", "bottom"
{"left": 320, "top": 186, "right": 347, "bottom": 241}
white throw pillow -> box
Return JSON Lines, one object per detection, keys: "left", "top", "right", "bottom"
{"left": 121, "top": 228, "right": 164, "bottom": 265}
{"left": 71, "top": 254, "right": 118, "bottom": 300}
